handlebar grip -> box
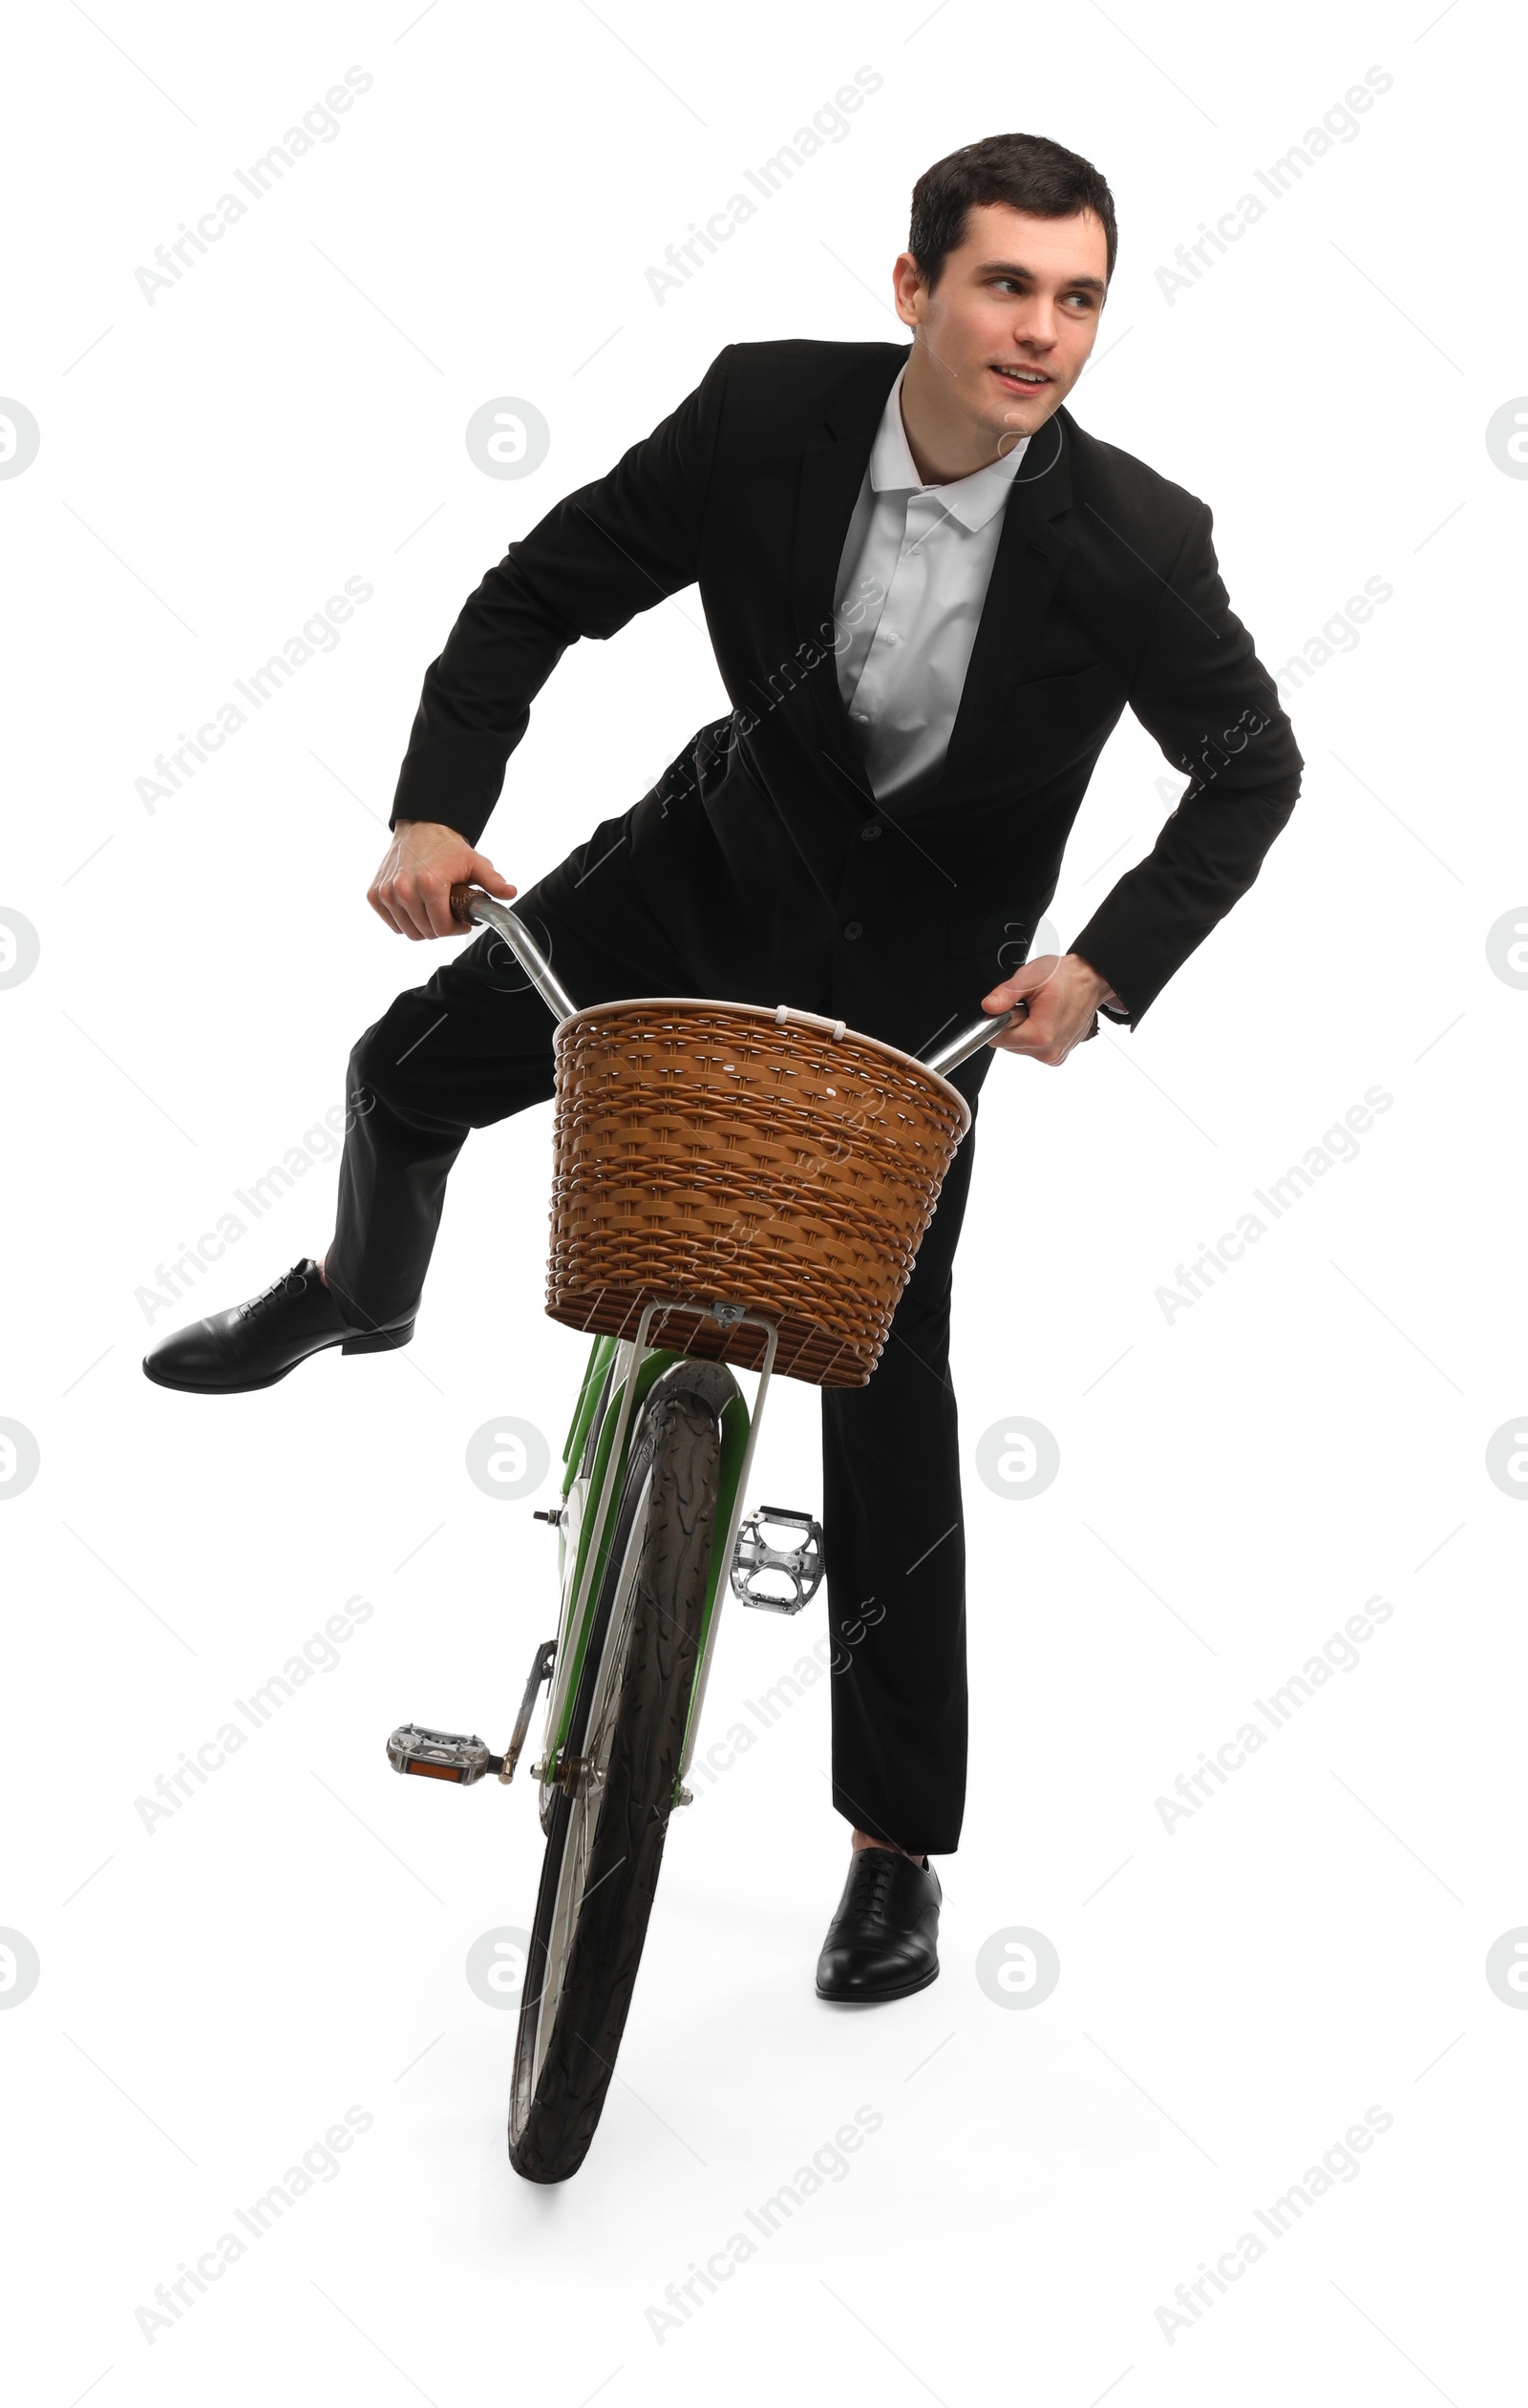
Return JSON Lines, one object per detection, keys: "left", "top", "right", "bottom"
{"left": 449, "top": 881, "right": 475, "bottom": 926}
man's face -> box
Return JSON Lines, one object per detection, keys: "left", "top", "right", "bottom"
{"left": 894, "top": 202, "right": 1109, "bottom": 448}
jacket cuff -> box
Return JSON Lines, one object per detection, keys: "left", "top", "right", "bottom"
{"left": 1069, "top": 945, "right": 1135, "bottom": 1029}
{"left": 390, "top": 740, "right": 498, "bottom": 848}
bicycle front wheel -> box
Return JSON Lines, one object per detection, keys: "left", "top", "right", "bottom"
{"left": 509, "top": 1358, "right": 736, "bottom": 2184}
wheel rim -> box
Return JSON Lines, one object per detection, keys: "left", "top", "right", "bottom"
{"left": 531, "top": 1463, "right": 652, "bottom": 2093}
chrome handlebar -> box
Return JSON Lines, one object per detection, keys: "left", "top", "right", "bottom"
{"left": 450, "top": 887, "right": 578, "bottom": 1023}
{"left": 919, "top": 1005, "right": 1024, "bottom": 1077}
{"left": 448, "top": 886, "right": 1024, "bottom": 1076}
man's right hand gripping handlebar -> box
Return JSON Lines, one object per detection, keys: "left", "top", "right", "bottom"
{"left": 367, "top": 819, "right": 517, "bottom": 941}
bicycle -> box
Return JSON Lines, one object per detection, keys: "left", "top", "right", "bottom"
{"left": 384, "top": 886, "right": 1016, "bottom": 2184}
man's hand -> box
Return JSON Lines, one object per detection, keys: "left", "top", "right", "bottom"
{"left": 367, "top": 820, "right": 517, "bottom": 940}
{"left": 981, "top": 952, "right": 1114, "bottom": 1065}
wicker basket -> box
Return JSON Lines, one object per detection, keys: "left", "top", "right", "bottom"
{"left": 543, "top": 999, "right": 972, "bottom": 1388}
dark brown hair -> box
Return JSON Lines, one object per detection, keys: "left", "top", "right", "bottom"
{"left": 909, "top": 133, "right": 1117, "bottom": 290}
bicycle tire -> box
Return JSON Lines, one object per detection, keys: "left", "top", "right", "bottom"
{"left": 509, "top": 1359, "right": 736, "bottom": 2184}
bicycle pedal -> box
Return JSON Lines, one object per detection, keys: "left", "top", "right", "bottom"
{"left": 730, "top": 1506, "right": 825, "bottom": 1614}
{"left": 386, "top": 1723, "right": 502, "bottom": 1785}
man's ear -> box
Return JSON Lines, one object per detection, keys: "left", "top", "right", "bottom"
{"left": 891, "top": 249, "right": 926, "bottom": 327}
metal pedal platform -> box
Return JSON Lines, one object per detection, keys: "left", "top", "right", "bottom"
{"left": 387, "top": 1723, "right": 500, "bottom": 1785}
{"left": 386, "top": 1637, "right": 556, "bottom": 1790}
{"left": 730, "top": 1506, "right": 825, "bottom": 1614}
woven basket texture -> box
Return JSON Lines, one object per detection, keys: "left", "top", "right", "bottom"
{"left": 543, "top": 1001, "right": 969, "bottom": 1387}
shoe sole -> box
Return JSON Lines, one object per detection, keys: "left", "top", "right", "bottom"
{"left": 141, "top": 1323, "right": 414, "bottom": 1395}
{"left": 815, "top": 1962, "right": 940, "bottom": 2005}
{"left": 341, "top": 1323, "right": 414, "bottom": 1355}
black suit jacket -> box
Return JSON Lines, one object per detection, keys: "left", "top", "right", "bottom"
{"left": 391, "top": 340, "right": 1302, "bottom": 1057}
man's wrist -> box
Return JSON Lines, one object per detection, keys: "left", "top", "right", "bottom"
{"left": 1067, "top": 950, "right": 1123, "bottom": 1012}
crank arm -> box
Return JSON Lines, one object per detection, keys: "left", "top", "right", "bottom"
{"left": 499, "top": 1637, "right": 558, "bottom": 1785}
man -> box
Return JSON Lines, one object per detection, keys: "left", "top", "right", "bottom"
{"left": 144, "top": 133, "right": 1302, "bottom": 2002}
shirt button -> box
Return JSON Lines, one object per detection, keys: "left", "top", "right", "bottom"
{"left": 842, "top": 920, "right": 863, "bottom": 940}
{"left": 860, "top": 823, "right": 882, "bottom": 842}
{"left": 850, "top": 711, "right": 869, "bottom": 726}
{"left": 884, "top": 630, "right": 901, "bottom": 646}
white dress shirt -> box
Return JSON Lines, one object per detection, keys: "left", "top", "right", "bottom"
{"left": 833, "top": 363, "right": 1029, "bottom": 805}
{"left": 832, "top": 362, "right": 1122, "bottom": 1014}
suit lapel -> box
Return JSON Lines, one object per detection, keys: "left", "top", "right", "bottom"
{"left": 789, "top": 346, "right": 907, "bottom": 779}
{"left": 928, "top": 405, "right": 1075, "bottom": 803}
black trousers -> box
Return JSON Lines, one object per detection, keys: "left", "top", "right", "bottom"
{"left": 326, "top": 861, "right": 985, "bottom": 1856}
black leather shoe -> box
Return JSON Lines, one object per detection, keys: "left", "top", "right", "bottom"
{"left": 142, "top": 1259, "right": 414, "bottom": 1394}
{"left": 816, "top": 1847, "right": 942, "bottom": 2002}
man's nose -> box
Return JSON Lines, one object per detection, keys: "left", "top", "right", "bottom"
{"left": 1011, "top": 310, "right": 1058, "bottom": 350}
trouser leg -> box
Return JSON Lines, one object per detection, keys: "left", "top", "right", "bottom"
{"left": 324, "top": 937, "right": 553, "bottom": 1330}
{"left": 819, "top": 1074, "right": 982, "bottom": 1858}
{"left": 325, "top": 853, "right": 695, "bottom": 1330}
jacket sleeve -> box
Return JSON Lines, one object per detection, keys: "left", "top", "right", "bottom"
{"left": 1068, "top": 500, "right": 1302, "bottom": 1028}
{"left": 390, "top": 346, "right": 734, "bottom": 844}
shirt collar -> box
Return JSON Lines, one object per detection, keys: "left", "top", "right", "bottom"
{"left": 868, "top": 361, "right": 1031, "bottom": 531}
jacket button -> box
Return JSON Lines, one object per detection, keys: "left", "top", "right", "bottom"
{"left": 860, "top": 822, "right": 882, "bottom": 842}
{"left": 843, "top": 920, "right": 863, "bottom": 940}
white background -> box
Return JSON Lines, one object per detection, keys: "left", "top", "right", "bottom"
{"left": 3, "top": 1, "right": 1524, "bottom": 2401}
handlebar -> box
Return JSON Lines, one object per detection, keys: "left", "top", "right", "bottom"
{"left": 448, "top": 885, "right": 1025, "bottom": 1076}
{"left": 450, "top": 884, "right": 578, "bottom": 1022}
{"left": 921, "top": 1004, "right": 1027, "bottom": 1077}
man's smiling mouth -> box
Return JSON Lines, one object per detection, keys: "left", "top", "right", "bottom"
{"left": 992, "top": 365, "right": 1050, "bottom": 387}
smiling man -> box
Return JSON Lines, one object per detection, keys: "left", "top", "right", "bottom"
{"left": 144, "top": 133, "right": 1302, "bottom": 2003}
